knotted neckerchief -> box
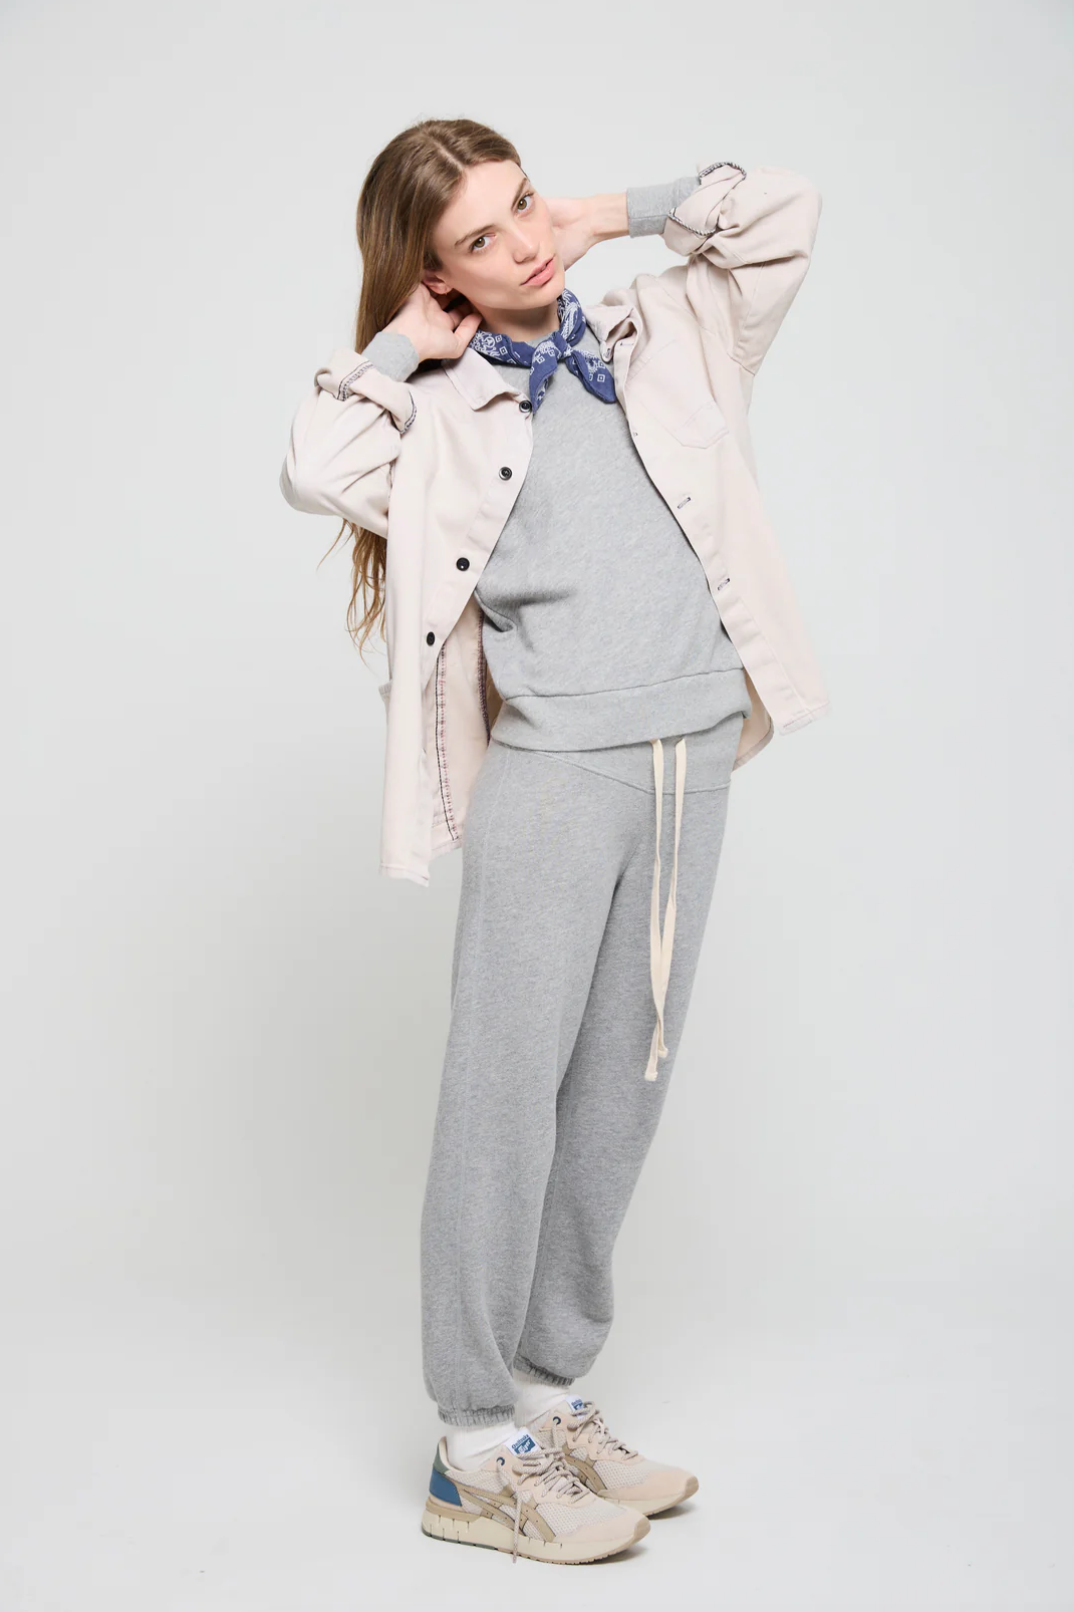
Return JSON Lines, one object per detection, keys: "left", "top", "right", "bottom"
{"left": 467, "top": 287, "right": 617, "bottom": 412}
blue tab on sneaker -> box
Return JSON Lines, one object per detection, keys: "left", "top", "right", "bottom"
{"left": 507, "top": 1427, "right": 539, "bottom": 1456}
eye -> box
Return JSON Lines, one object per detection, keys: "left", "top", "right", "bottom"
{"left": 468, "top": 193, "right": 535, "bottom": 252}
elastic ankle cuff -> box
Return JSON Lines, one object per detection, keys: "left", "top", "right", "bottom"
{"left": 513, "top": 1353, "right": 575, "bottom": 1389}
{"left": 437, "top": 1403, "right": 517, "bottom": 1428}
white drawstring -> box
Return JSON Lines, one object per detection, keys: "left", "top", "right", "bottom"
{"left": 645, "top": 735, "right": 687, "bottom": 1080}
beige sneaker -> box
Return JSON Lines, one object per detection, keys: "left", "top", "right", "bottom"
{"left": 530, "top": 1394, "right": 699, "bottom": 1516}
{"left": 421, "top": 1425, "right": 650, "bottom": 1564}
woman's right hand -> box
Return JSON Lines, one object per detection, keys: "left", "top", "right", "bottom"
{"left": 384, "top": 283, "right": 482, "bottom": 364}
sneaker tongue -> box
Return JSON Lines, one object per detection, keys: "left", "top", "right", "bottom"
{"left": 538, "top": 1394, "right": 587, "bottom": 1426}
{"left": 505, "top": 1427, "right": 540, "bottom": 1457}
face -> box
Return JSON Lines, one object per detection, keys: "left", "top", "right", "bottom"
{"left": 423, "top": 160, "right": 563, "bottom": 332}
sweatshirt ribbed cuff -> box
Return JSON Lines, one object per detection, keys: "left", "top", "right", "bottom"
{"left": 359, "top": 327, "right": 421, "bottom": 381}
{"left": 626, "top": 172, "right": 702, "bottom": 237}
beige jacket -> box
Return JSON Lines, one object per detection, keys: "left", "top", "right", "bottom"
{"left": 280, "top": 157, "right": 830, "bottom": 887}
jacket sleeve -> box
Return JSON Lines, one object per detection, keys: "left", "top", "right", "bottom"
{"left": 279, "top": 329, "right": 421, "bottom": 535}
{"left": 656, "top": 160, "right": 822, "bottom": 376}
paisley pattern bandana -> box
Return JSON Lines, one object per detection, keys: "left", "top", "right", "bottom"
{"left": 467, "top": 287, "right": 617, "bottom": 412}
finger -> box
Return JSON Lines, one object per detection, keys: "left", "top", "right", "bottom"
{"left": 453, "top": 311, "right": 482, "bottom": 353}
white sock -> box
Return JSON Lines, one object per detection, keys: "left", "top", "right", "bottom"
{"left": 443, "top": 1418, "right": 518, "bottom": 1470}
{"left": 512, "top": 1366, "right": 577, "bottom": 1429}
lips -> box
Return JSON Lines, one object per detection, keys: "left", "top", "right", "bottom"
{"left": 523, "top": 255, "right": 554, "bottom": 286}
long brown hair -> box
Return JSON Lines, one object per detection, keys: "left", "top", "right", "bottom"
{"left": 324, "top": 118, "right": 521, "bottom": 662}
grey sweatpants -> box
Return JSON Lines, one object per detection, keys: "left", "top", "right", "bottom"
{"left": 419, "top": 708, "right": 747, "bottom": 1427}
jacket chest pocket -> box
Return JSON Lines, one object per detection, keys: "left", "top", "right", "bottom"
{"left": 629, "top": 336, "right": 729, "bottom": 448}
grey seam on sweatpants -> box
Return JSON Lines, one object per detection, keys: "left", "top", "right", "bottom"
{"left": 420, "top": 711, "right": 745, "bottom": 1426}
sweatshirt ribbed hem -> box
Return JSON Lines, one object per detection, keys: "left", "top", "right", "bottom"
{"left": 488, "top": 667, "right": 750, "bottom": 751}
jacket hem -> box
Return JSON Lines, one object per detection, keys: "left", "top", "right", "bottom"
{"left": 380, "top": 862, "right": 430, "bottom": 887}
{"left": 732, "top": 716, "right": 775, "bottom": 770}
{"left": 777, "top": 697, "right": 831, "bottom": 734}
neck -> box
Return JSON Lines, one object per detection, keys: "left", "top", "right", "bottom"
{"left": 476, "top": 295, "right": 562, "bottom": 345}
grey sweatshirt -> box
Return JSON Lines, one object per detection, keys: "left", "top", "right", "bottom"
{"left": 361, "top": 173, "right": 750, "bottom": 751}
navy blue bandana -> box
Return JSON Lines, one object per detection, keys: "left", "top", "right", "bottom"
{"left": 467, "top": 287, "right": 617, "bottom": 412}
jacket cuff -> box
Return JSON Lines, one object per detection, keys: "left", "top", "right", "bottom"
{"left": 360, "top": 328, "right": 422, "bottom": 381}
{"left": 626, "top": 173, "right": 702, "bottom": 238}
{"left": 314, "top": 346, "right": 418, "bottom": 434}
{"left": 662, "top": 159, "right": 748, "bottom": 255}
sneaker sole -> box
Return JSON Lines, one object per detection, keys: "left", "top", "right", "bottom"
{"left": 612, "top": 1474, "right": 700, "bottom": 1515}
{"left": 421, "top": 1503, "right": 650, "bottom": 1563}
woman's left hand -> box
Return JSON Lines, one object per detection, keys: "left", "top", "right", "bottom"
{"left": 543, "top": 195, "right": 597, "bottom": 272}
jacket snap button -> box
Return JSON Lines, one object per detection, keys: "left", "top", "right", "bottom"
{"left": 426, "top": 631, "right": 435, "bottom": 645}
{"left": 456, "top": 556, "right": 469, "bottom": 570}
{"left": 499, "top": 465, "right": 512, "bottom": 479}
{"left": 519, "top": 399, "right": 532, "bottom": 412}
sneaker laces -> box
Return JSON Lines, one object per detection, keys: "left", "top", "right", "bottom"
{"left": 504, "top": 1443, "right": 592, "bottom": 1564}
{"left": 561, "top": 1400, "right": 639, "bottom": 1462}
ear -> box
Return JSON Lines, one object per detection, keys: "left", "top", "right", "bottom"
{"left": 422, "top": 270, "right": 453, "bottom": 297}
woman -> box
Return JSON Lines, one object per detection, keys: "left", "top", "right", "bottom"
{"left": 280, "top": 117, "right": 828, "bottom": 1566}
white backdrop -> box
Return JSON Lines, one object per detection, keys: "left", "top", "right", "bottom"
{"left": 2, "top": 1, "right": 1071, "bottom": 1607}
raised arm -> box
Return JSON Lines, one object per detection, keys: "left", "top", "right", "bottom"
{"left": 280, "top": 281, "right": 481, "bottom": 532}
{"left": 278, "top": 330, "right": 421, "bottom": 535}
{"left": 583, "top": 159, "right": 822, "bottom": 376}
{"left": 657, "top": 159, "right": 822, "bottom": 375}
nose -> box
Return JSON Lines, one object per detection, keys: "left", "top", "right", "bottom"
{"left": 507, "top": 221, "right": 538, "bottom": 254}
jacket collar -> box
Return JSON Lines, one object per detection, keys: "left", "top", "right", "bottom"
{"left": 439, "top": 296, "right": 638, "bottom": 411}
